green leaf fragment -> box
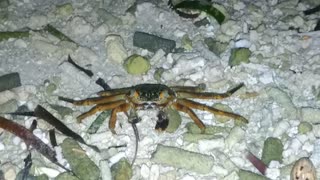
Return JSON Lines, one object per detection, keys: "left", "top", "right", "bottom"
{"left": 87, "top": 110, "right": 111, "bottom": 134}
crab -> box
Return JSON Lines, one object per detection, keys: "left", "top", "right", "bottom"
{"left": 59, "top": 83, "right": 248, "bottom": 133}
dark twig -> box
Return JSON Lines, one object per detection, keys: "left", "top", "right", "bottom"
{"left": 67, "top": 55, "right": 94, "bottom": 77}
{"left": 22, "top": 153, "right": 32, "bottom": 180}
{"left": 304, "top": 5, "right": 320, "bottom": 15}
{"left": 95, "top": 78, "right": 111, "bottom": 90}
{"left": 49, "top": 129, "right": 58, "bottom": 147}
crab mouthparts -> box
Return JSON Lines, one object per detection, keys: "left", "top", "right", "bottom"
{"left": 142, "top": 102, "right": 157, "bottom": 109}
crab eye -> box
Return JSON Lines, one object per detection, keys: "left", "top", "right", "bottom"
{"left": 159, "top": 90, "right": 169, "bottom": 100}
{"left": 130, "top": 90, "right": 140, "bottom": 99}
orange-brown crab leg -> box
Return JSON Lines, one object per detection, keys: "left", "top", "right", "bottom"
{"left": 176, "top": 83, "right": 244, "bottom": 99}
{"left": 109, "top": 103, "right": 130, "bottom": 134}
{"left": 172, "top": 102, "right": 206, "bottom": 133}
{"left": 176, "top": 99, "right": 248, "bottom": 124}
{"left": 97, "top": 87, "right": 131, "bottom": 96}
{"left": 77, "top": 100, "right": 126, "bottom": 122}
{"left": 59, "top": 94, "right": 126, "bottom": 106}
{"left": 170, "top": 83, "right": 206, "bottom": 93}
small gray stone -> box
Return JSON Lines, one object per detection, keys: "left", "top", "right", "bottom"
{"left": 111, "top": 158, "right": 132, "bottom": 180}
{"left": 50, "top": 104, "right": 73, "bottom": 118}
{"left": 151, "top": 144, "right": 214, "bottom": 174}
{"left": 60, "top": 138, "right": 100, "bottom": 180}
{"left": 97, "top": 9, "right": 122, "bottom": 26}
{"left": 301, "top": 107, "right": 320, "bottom": 124}
{"left": 0, "top": 99, "right": 18, "bottom": 113}
{"left": 55, "top": 3, "right": 73, "bottom": 17}
{"left": 194, "top": 18, "right": 210, "bottom": 27}
{"left": 0, "top": 72, "right": 21, "bottom": 92}
{"left": 261, "top": 137, "right": 283, "bottom": 165}
{"left": 266, "top": 87, "right": 297, "bottom": 119}
{"left": 133, "top": 31, "right": 176, "bottom": 53}
{"left": 204, "top": 38, "right": 228, "bottom": 56}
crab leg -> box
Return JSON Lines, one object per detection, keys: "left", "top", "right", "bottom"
{"left": 170, "top": 83, "right": 206, "bottom": 92}
{"left": 59, "top": 94, "right": 126, "bottom": 106}
{"left": 172, "top": 102, "right": 206, "bottom": 133}
{"left": 109, "top": 103, "right": 130, "bottom": 134}
{"left": 176, "top": 83, "right": 244, "bottom": 99}
{"left": 97, "top": 87, "right": 131, "bottom": 96}
{"left": 77, "top": 100, "right": 126, "bottom": 122}
{"left": 176, "top": 99, "right": 248, "bottom": 124}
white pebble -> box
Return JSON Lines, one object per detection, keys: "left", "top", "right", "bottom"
{"left": 105, "top": 34, "right": 128, "bottom": 64}
{"left": 4, "top": 168, "right": 16, "bottom": 180}
{"left": 140, "top": 164, "right": 150, "bottom": 179}
{"left": 272, "top": 121, "right": 290, "bottom": 137}
{"left": 211, "top": 165, "right": 228, "bottom": 176}
{"left": 12, "top": 137, "right": 21, "bottom": 145}
{"left": 310, "top": 139, "right": 320, "bottom": 167}
{"left": 198, "top": 138, "right": 225, "bottom": 152}
{"left": 0, "top": 142, "right": 5, "bottom": 150}
{"left": 225, "top": 126, "right": 245, "bottom": 149}
{"left": 181, "top": 175, "right": 195, "bottom": 180}
{"left": 235, "top": 39, "right": 251, "bottom": 48}
{"left": 108, "top": 152, "right": 126, "bottom": 166}
{"left": 100, "top": 160, "right": 112, "bottom": 180}
{"left": 0, "top": 90, "right": 16, "bottom": 104}
{"left": 150, "top": 165, "right": 160, "bottom": 180}
{"left": 34, "top": 167, "right": 60, "bottom": 178}
{"left": 14, "top": 39, "right": 27, "bottom": 48}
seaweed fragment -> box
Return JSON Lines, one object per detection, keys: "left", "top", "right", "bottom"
{"left": 169, "top": 0, "right": 226, "bottom": 24}
{"left": 67, "top": 55, "right": 94, "bottom": 77}
{"left": 0, "top": 116, "right": 70, "bottom": 172}
{"left": 87, "top": 110, "right": 111, "bottom": 134}
{"left": 43, "top": 24, "right": 76, "bottom": 44}
{"left": 0, "top": 31, "right": 29, "bottom": 41}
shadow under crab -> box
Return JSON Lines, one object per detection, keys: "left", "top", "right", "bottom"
{"left": 59, "top": 83, "right": 248, "bottom": 133}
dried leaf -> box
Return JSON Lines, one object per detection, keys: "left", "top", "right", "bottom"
{"left": 246, "top": 151, "right": 267, "bottom": 175}
{"left": 0, "top": 116, "right": 69, "bottom": 171}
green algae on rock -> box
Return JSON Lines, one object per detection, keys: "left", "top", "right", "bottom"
{"left": 298, "top": 121, "right": 313, "bottom": 134}
{"left": 261, "top": 137, "right": 283, "bottom": 165}
{"left": 228, "top": 48, "right": 251, "bottom": 66}
{"left": 151, "top": 144, "right": 214, "bottom": 174}
{"left": 60, "top": 138, "right": 100, "bottom": 180}
{"left": 124, "top": 54, "right": 151, "bottom": 75}
{"left": 111, "top": 158, "right": 132, "bottom": 180}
